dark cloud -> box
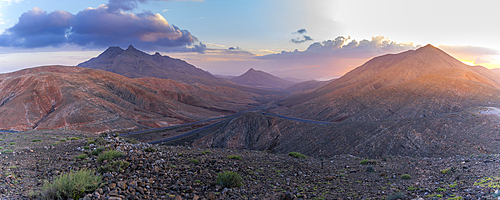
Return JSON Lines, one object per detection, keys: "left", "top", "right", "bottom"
{"left": 0, "top": 1, "right": 199, "bottom": 52}
{"left": 290, "top": 28, "right": 313, "bottom": 44}
{"left": 294, "top": 28, "right": 307, "bottom": 34}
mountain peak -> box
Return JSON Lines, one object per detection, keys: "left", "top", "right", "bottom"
{"left": 248, "top": 68, "right": 256, "bottom": 72}
{"left": 126, "top": 45, "right": 138, "bottom": 51}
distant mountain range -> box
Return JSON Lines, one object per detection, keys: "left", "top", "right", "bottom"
{"left": 230, "top": 68, "right": 296, "bottom": 90}
{"left": 192, "top": 45, "right": 500, "bottom": 157}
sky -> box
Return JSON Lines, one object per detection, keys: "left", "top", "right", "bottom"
{"left": 0, "top": 0, "right": 499, "bottom": 81}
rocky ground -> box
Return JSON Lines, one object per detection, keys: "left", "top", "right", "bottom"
{"left": 1, "top": 130, "right": 500, "bottom": 199}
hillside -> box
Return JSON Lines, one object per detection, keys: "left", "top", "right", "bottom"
{"left": 190, "top": 45, "right": 500, "bottom": 158}
{"left": 0, "top": 66, "right": 257, "bottom": 133}
{"left": 230, "top": 68, "right": 296, "bottom": 90}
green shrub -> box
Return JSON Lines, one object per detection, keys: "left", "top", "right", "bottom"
{"left": 143, "top": 146, "right": 156, "bottom": 152}
{"left": 60, "top": 139, "right": 66, "bottom": 142}
{"left": 86, "top": 140, "right": 95, "bottom": 145}
{"left": 386, "top": 192, "right": 406, "bottom": 200}
{"left": 401, "top": 174, "right": 412, "bottom": 179}
{"left": 360, "top": 159, "right": 377, "bottom": 165}
{"left": 42, "top": 169, "right": 102, "bottom": 200}
{"left": 31, "top": 139, "right": 42, "bottom": 142}
{"left": 69, "top": 137, "right": 79, "bottom": 141}
{"left": 288, "top": 152, "right": 306, "bottom": 159}
{"left": 216, "top": 171, "right": 243, "bottom": 188}
{"left": 436, "top": 187, "right": 446, "bottom": 192}
{"left": 124, "top": 137, "right": 138, "bottom": 144}
{"left": 190, "top": 159, "right": 199, "bottom": 163}
{"left": 97, "top": 150, "right": 122, "bottom": 162}
{"left": 227, "top": 155, "right": 242, "bottom": 160}
{"left": 97, "top": 161, "right": 129, "bottom": 173}
{"left": 95, "top": 137, "right": 107, "bottom": 145}
{"left": 0, "top": 147, "right": 3, "bottom": 150}
{"left": 50, "top": 142, "right": 60, "bottom": 146}
{"left": 407, "top": 186, "right": 417, "bottom": 191}
{"left": 366, "top": 166, "right": 375, "bottom": 172}
{"left": 9, "top": 142, "right": 16, "bottom": 145}
{"left": 201, "top": 150, "right": 212, "bottom": 155}
{"left": 75, "top": 154, "right": 88, "bottom": 160}
{"left": 440, "top": 167, "right": 453, "bottom": 174}
{"left": 1, "top": 150, "right": 13, "bottom": 154}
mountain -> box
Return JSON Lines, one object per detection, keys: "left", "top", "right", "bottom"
{"left": 230, "top": 68, "right": 296, "bottom": 90}
{"left": 191, "top": 45, "right": 500, "bottom": 157}
{"left": 78, "top": 45, "right": 221, "bottom": 85}
{"left": 78, "top": 45, "right": 286, "bottom": 98}
{"left": 0, "top": 66, "right": 257, "bottom": 133}
{"left": 491, "top": 68, "right": 500, "bottom": 75}
{"left": 286, "top": 79, "right": 333, "bottom": 94}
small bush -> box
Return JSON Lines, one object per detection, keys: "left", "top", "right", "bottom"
{"left": 0, "top": 147, "right": 3, "bottom": 150}
{"left": 401, "top": 174, "right": 412, "bottom": 179}
{"left": 366, "top": 166, "right": 375, "bottom": 172}
{"left": 288, "top": 152, "right": 306, "bottom": 159}
{"left": 201, "top": 150, "right": 212, "bottom": 155}
{"left": 124, "top": 137, "right": 138, "bottom": 144}
{"left": 97, "top": 161, "right": 129, "bottom": 173}
{"left": 95, "top": 137, "right": 107, "bottom": 145}
{"left": 360, "top": 159, "right": 377, "bottom": 165}
{"left": 9, "top": 142, "right": 16, "bottom": 145}
{"left": 69, "top": 137, "right": 79, "bottom": 141}
{"left": 60, "top": 139, "right": 66, "bottom": 142}
{"left": 83, "top": 146, "right": 90, "bottom": 150}
{"left": 42, "top": 169, "right": 102, "bottom": 200}
{"left": 1, "top": 150, "right": 13, "bottom": 154}
{"left": 436, "top": 187, "right": 446, "bottom": 192}
{"left": 143, "top": 146, "right": 156, "bottom": 152}
{"left": 216, "top": 171, "right": 243, "bottom": 188}
{"left": 86, "top": 140, "right": 95, "bottom": 145}
{"left": 97, "top": 150, "right": 122, "bottom": 162}
{"left": 386, "top": 192, "right": 406, "bottom": 200}
{"left": 190, "top": 159, "right": 199, "bottom": 163}
{"left": 75, "top": 154, "right": 88, "bottom": 160}
{"left": 407, "top": 186, "right": 417, "bottom": 191}
{"left": 440, "top": 167, "right": 454, "bottom": 174}
{"left": 31, "top": 139, "right": 42, "bottom": 142}
{"left": 227, "top": 155, "right": 242, "bottom": 160}
{"left": 50, "top": 142, "right": 60, "bottom": 146}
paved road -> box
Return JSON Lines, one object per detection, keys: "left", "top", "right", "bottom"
{"left": 0, "top": 130, "right": 18, "bottom": 133}
{"left": 121, "top": 105, "right": 265, "bottom": 137}
{"left": 147, "top": 111, "right": 333, "bottom": 145}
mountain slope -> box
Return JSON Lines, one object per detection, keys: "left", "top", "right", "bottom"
{"left": 192, "top": 45, "right": 500, "bottom": 157}
{"left": 230, "top": 68, "right": 296, "bottom": 90}
{"left": 0, "top": 66, "right": 256, "bottom": 132}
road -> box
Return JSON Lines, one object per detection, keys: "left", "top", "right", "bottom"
{"left": 147, "top": 111, "right": 333, "bottom": 145}
{"left": 0, "top": 130, "right": 18, "bottom": 133}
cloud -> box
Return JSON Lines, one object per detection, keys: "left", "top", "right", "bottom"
{"left": 438, "top": 45, "right": 499, "bottom": 56}
{"left": 294, "top": 28, "right": 307, "bottom": 34}
{"left": 0, "top": 0, "right": 200, "bottom": 52}
{"left": 290, "top": 28, "right": 313, "bottom": 44}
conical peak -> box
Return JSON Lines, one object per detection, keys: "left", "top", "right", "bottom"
{"left": 248, "top": 68, "right": 256, "bottom": 72}
{"left": 126, "top": 45, "right": 138, "bottom": 51}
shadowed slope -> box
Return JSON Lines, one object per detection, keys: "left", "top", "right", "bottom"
{"left": 230, "top": 68, "right": 296, "bottom": 90}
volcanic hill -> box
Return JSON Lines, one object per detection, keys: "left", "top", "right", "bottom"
{"left": 189, "top": 45, "right": 500, "bottom": 157}
{"left": 230, "top": 68, "right": 296, "bottom": 90}
{"left": 0, "top": 66, "right": 258, "bottom": 133}
{"left": 78, "top": 46, "right": 284, "bottom": 97}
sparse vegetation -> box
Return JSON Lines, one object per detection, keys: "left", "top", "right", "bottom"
{"left": 201, "top": 150, "right": 212, "bottom": 155}
{"left": 98, "top": 161, "right": 130, "bottom": 173}
{"left": 1, "top": 150, "right": 13, "bottom": 154}
{"left": 124, "top": 137, "right": 138, "bottom": 144}
{"left": 288, "top": 152, "right": 306, "bottom": 159}
{"left": 366, "top": 166, "right": 375, "bottom": 172}
{"left": 60, "top": 139, "right": 66, "bottom": 142}
{"left": 441, "top": 167, "right": 454, "bottom": 174}
{"left": 360, "top": 159, "right": 377, "bottom": 165}
{"left": 86, "top": 139, "right": 95, "bottom": 145}
{"left": 143, "top": 146, "right": 156, "bottom": 152}
{"left": 75, "top": 154, "right": 88, "bottom": 160}
{"left": 95, "top": 137, "right": 107, "bottom": 145}
{"left": 9, "top": 142, "right": 16, "bottom": 145}
{"left": 31, "top": 139, "right": 42, "bottom": 142}
{"left": 97, "top": 150, "right": 122, "bottom": 162}
{"left": 69, "top": 137, "right": 79, "bottom": 141}
{"left": 216, "top": 171, "right": 243, "bottom": 188}
{"left": 190, "top": 158, "right": 199, "bottom": 163}
{"left": 42, "top": 169, "right": 102, "bottom": 200}
{"left": 386, "top": 192, "right": 406, "bottom": 200}
{"left": 228, "top": 155, "right": 242, "bottom": 160}
{"left": 401, "top": 174, "right": 411, "bottom": 179}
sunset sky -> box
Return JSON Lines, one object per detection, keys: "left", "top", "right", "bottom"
{"left": 0, "top": 0, "right": 499, "bottom": 80}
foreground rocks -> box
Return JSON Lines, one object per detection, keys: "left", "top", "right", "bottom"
{"left": 1, "top": 135, "right": 500, "bottom": 199}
